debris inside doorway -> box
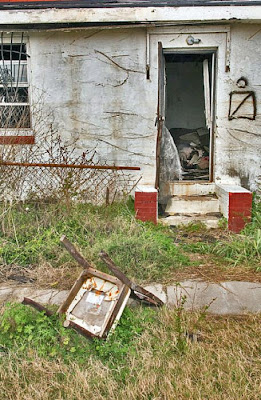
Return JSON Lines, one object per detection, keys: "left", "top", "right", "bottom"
{"left": 171, "top": 127, "right": 210, "bottom": 180}
{"left": 21, "top": 236, "right": 163, "bottom": 340}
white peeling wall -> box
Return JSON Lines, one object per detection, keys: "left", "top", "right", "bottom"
{"left": 26, "top": 24, "right": 261, "bottom": 191}
{"left": 28, "top": 28, "right": 157, "bottom": 185}
{"left": 214, "top": 24, "right": 261, "bottom": 192}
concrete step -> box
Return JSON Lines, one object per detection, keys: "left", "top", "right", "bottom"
{"left": 160, "top": 213, "right": 222, "bottom": 229}
{"left": 165, "top": 195, "right": 220, "bottom": 215}
{"left": 162, "top": 182, "right": 216, "bottom": 197}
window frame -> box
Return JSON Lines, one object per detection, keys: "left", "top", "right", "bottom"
{"left": 0, "top": 33, "right": 34, "bottom": 144}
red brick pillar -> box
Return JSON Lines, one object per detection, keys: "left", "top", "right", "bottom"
{"left": 228, "top": 192, "right": 253, "bottom": 233}
{"left": 134, "top": 187, "right": 158, "bottom": 224}
{"left": 216, "top": 184, "right": 253, "bottom": 233}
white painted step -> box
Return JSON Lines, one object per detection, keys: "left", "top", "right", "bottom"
{"left": 165, "top": 195, "right": 220, "bottom": 215}
{"left": 160, "top": 214, "right": 221, "bottom": 229}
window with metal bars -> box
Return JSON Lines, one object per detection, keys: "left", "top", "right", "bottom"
{"left": 0, "top": 35, "right": 30, "bottom": 129}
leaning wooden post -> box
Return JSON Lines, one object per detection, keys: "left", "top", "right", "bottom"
{"left": 60, "top": 235, "right": 92, "bottom": 269}
{"left": 99, "top": 251, "right": 164, "bottom": 307}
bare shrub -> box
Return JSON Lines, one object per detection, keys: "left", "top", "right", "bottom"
{"left": 0, "top": 94, "right": 140, "bottom": 204}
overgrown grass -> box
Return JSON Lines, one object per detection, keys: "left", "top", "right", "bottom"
{"left": 0, "top": 197, "right": 260, "bottom": 287}
{"left": 181, "top": 198, "right": 261, "bottom": 271}
{"left": 0, "top": 199, "right": 189, "bottom": 284}
{"left": 0, "top": 302, "right": 260, "bottom": 400}
{"left": 212, "top": 198, "right": 261, "bottom": 269}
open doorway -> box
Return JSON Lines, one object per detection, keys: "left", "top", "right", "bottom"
{"left": 160, "top": 51, "right": 215, "bottom": 183}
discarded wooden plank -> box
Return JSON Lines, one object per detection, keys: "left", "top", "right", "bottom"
{"left": 99, "top": 251, "right": 164, "bottom": 307}
{"left": 102, "top": 284, "right": 131, "bottom": 338}
{"left": 22, "top": 297, "right": 54, "bottom": 317}
{"left": 58, "top": 269, "right": 89, "bottom": 314}
{"left": 64, "top": 320, "right": 98, "bottom": 339}
{"left": 60, "top": 236, "right": 121, "bottom": 285}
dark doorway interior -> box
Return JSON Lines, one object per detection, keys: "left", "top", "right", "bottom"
{"left": 165, "top": 52, "right": 213, "bottom": 181}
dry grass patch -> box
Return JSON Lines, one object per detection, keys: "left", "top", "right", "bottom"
{"left": 0, "top": 306, "right": 260, "bottom": 400}
{"left": 172, "top": 252, "right": 261, "bottom": 283}
{"left": 0, "top": 261, "right": 83, "bottom": 289}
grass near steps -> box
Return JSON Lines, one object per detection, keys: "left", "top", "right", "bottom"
{"left": 0, "top": 197, "right": 260, "bottom": 288}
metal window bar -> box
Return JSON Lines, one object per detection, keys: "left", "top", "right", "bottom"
{"left": 10, "top": 33, "right": 13, "bottom": 92}
{"left": 0, "top": 32, "right": 29, "bottom": 128}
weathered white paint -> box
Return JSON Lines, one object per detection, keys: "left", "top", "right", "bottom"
{"left": 148, "top": 24, "right": 261, "bottom": 191}
{"left": 136, "top": 185, "right": 157, "bottom": 193}
{"left": 215, "top": 24, "right": 261, "bottom": 192}
{"left": 0, "top": 6, "right": 261, "bottom": 25}
{"left": 1, "top": 21, "right": 261, "bottom": 192}
{"left": 27, "top": 29, "right": 156, "bottom": 185}
{"left": 161, "top": 214, "right": 221, "bottom": 228}
{"left": 162, "top": 182, "right": 216, "bottom": 196}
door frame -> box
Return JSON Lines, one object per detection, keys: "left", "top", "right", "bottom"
{"left": 156, "top": 47, "right": 217, "bottom": 187}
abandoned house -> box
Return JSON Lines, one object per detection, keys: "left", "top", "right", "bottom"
{"left": 0, "top": 0, "right": 260, "bottom": 232}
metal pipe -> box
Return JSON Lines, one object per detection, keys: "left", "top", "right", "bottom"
{"left": 0, "top": 160, "right": 140, "bottom": 171}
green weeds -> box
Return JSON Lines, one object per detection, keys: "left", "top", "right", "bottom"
{"left": 0, "top": 195, "right": 260, "bottom": 286}
{"left": 0, "top": 302, "right": 89, "bottom": 362}
{"left": 0, "top": 302, "right": 155, "bottom": 366}
{"left": 0, "top": 302, "right": 260, "bottom": 400}
{"left": 0, "top": 201, "right": 190, "bottom": 283}
{"left": 211, "top": 198, "right": 261, "bottom": 269}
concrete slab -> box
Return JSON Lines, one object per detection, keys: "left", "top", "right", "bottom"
{"left": 0, "top": 280, "right": 261, "bottom": 315}
{"left": 144, "top": 284, "right": 167, "bottom": 304}
{"left": 0, "top": 286, "right": 14, "bottom": 304}
{"left": 166, "top": 280, "right": 261, "bottom": 314}
{"left": 220, "top": 281, "right": 261, "bottom": 314}
{"left": 165, "top": 195, "right": 220, "bottom": 215}
{"left": 166, "top": 183, "right": 216, "bottom": 197}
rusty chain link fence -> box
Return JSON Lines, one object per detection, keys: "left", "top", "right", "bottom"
{"left": 0, "top": 132, "right": 141, "bottom": 205}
